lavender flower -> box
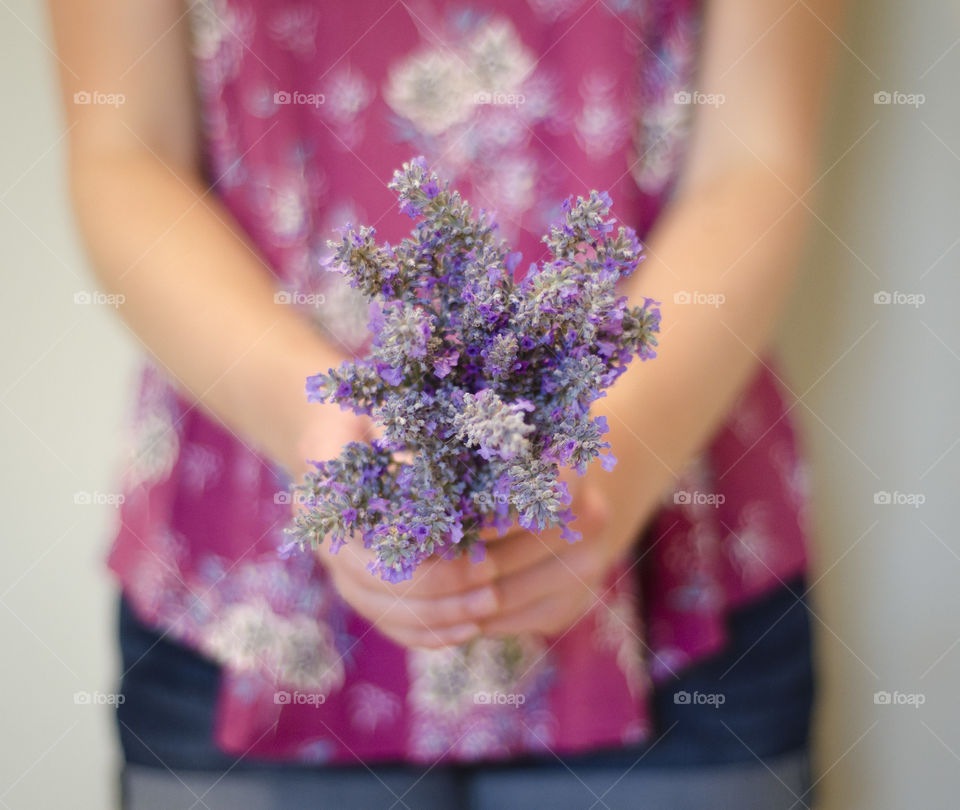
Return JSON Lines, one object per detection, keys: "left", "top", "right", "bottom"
{"left": 287, "top": 157, "right": 660, "bottom": 582}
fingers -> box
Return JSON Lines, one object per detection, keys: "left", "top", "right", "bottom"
{"left": 312, "top": 480, "right": 613, "bottom": 648}
{"left": 476, "top": 525, "right": 504, "bottom": 543}
{"left": 322, "top": 542, "right": 500, "bottom": 648}
{"left": 484, "top": 485, "right": 609, "bottom": 580}
{"left": 489, "top": 541, "right": 606, "bottom": 617}
{"left": 484, "top": 529, "right": 559, "bottom": 581}
{"left": 481, "top": 589, "right": 596, "bottom": 637}
{"left": 316, "top": 481, "right": 608, "bottom": 598}
{"left": 317, "top": 538, "right": 499, "bottom": 598}
{"left": 367, "top": 617, "right": 484, "bottom": 649}
{"left": 328, "top": 568, "right": 489, "bottom": 648}
{"left": 398, "top": 552, "right": 500, "bottom": 596}
{"left": 341, "top": 577, "right": 500, "bottom": 630}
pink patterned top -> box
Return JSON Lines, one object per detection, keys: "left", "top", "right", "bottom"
{"left": 107, "top": 0, "right": 811, "bottom": 764}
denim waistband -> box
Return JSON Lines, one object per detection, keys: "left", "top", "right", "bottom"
{"left": 116, "top": 576, "right": 814, "bottom": 772}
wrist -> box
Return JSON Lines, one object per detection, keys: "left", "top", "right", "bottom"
{"left": 289, "top": 401, "right": 372, "bottom": 481}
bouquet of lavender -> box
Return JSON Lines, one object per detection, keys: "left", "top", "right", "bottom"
{"left": 289, "top": 157, "right": 660, "bottom": 583}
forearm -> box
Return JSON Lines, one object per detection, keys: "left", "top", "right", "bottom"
{"left": 591, "top": 166, "right": 810, "bottom": 549}
{"left": 69, "top": 149, "right": 349, "bottom": 475}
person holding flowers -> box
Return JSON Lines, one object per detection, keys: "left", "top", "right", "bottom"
{"left": 50, "top": 0, "right": 842, "bottom": 806}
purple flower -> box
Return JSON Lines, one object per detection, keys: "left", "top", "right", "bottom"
{"left": 278, "top": 540, "right": 299, "bottom": 559}
{"left": 368, "top": 301, "right": 386, "bottom": 337}
{"left": 305, "top": 373, "right": 329, "bottom": 403}
{"left": 376, "top": 363, "right": 404, "bottom": 386}
{"left": 449, "top": 522, "right": 464, "bottom": 545}
{"left": 285, "top": 159, "right": 660, "bottom": 581}
{"left": 433, "top": 349, "right": 459, "bottom": 379}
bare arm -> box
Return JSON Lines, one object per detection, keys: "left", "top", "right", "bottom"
{"left": 593, "top": 0, "right": 844, "bottom": 554}
{"left": 48, "top": 0, "right": 353, "bottom": 476}
{"left": 482, "top": 0, "right": 845, "bottom": 635}
{"left": 48, "top": 0, "right": 509, "bottom": 648}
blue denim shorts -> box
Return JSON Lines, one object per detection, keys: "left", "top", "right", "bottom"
{"left": 116, "top": 576, "right": 815, "bottom": 808}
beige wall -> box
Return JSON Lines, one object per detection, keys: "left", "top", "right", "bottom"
{"left": 777, "top": 2, "right": 960, "bottom": 807}
{"left": 1, "top": 1, "right": 957, "bottom": 807}
{"left": 2, "top": 3, "right": 135, "bottom": 809}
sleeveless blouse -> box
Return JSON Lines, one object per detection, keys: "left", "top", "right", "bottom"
{"left": 107, "top": 0, "right": 811, "bottom": 764}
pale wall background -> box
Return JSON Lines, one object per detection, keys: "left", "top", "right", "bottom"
{"left": 1, "top": 1, "right": 958, "bottom": 808}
